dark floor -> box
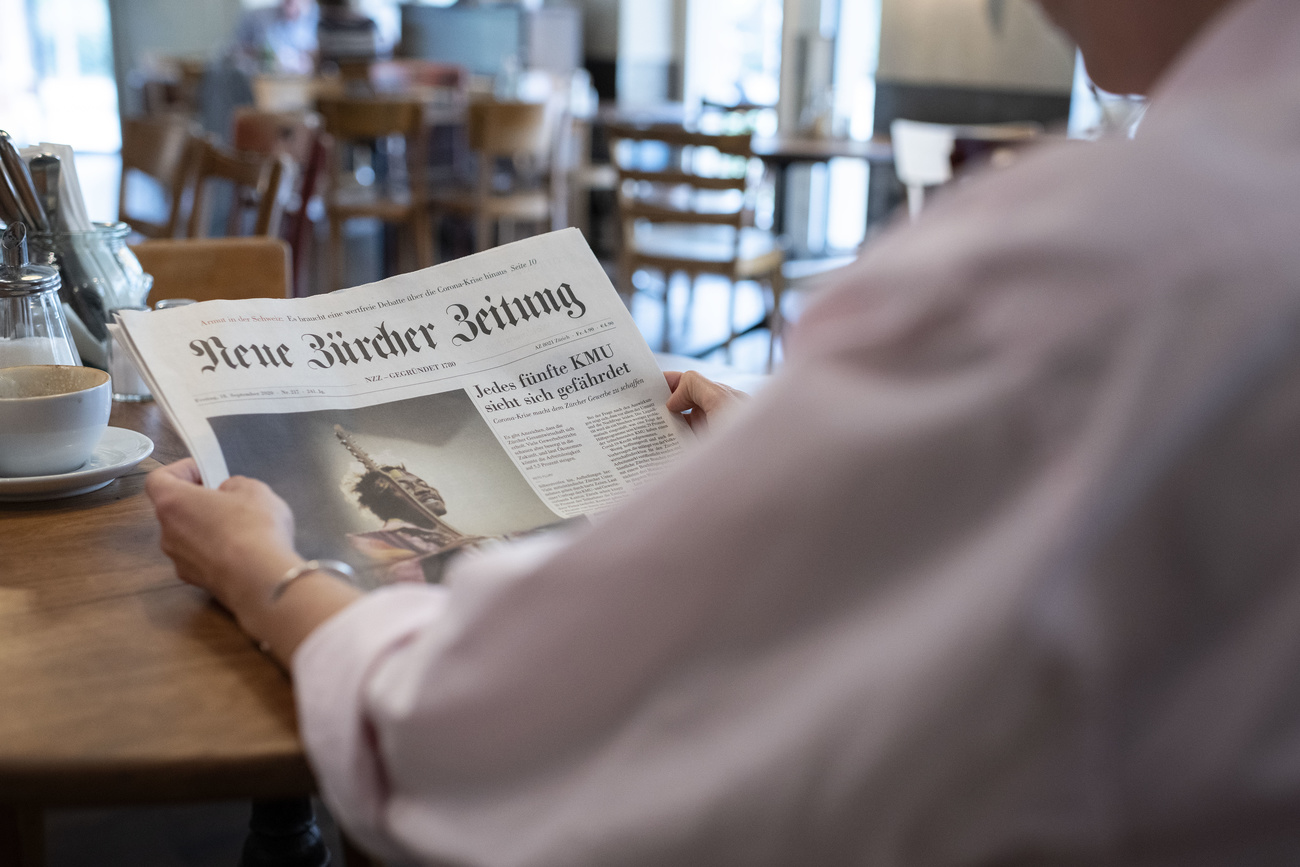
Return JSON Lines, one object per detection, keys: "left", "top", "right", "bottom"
{"left": 46, "top": 799, "right": 347, "bottom": 867}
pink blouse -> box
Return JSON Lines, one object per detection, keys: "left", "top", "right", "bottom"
{"left": 296, "top": 1, "right": 1300, "bottom": 862}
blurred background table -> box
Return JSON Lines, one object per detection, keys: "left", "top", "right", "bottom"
{"left": 750, "top": 134, "right": 894, "bottom": 238}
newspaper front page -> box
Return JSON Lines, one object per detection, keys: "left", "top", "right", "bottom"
{"left": 118, "top": 229, "right": 691, "bottom": 584}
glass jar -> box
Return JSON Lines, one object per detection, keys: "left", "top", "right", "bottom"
{"left": 28, "top": 222, "right": 153, "bottom": 369}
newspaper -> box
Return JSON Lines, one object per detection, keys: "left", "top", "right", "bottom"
{"left": 117, "top": 229, "right": 692, "bottom": 584}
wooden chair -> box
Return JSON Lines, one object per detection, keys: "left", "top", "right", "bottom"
{"left": 315, "top": 95, "right": 434, "bottom": 292}
{"left": 138, "top": 57, "right": 206, "bottom": 117}
{"left": 430, "top": 98, "right": 557, "bottom": 255}
{"left": 181, "top": 136, "right": 293, "bottom": 239}
{"left": 556, "top": 114, "right": 617, "bottom": 245}
{"left": 118, "top": 115, "right": 200, "bottom": 239}
{"left": 607, "top": 122, "right": 786, "bottom": 366}
{"left": 232, "top": 108, "right": 328, "bottom": 296}
{"left": 131, "top": 237, "right": 292, "bottom": 303}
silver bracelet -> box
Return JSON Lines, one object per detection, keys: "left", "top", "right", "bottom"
{"left": 269, "top": 558, "right": 357, "bottom": 603}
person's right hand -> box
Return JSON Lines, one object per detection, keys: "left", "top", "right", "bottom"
{"left": 147, "top": 459, "right": 362, "bottom": 667}
{"left": 664, "top": 370, "right": 747, "bottom": 432}
{"left": 145, "top": 458, "right": 303, "bottom": 617}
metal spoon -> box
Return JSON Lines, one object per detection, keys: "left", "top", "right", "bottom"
{"left": 29, "top": 154, "right": 61, "bottom": 233}
{"left": 0, "top": 131, "right": 49, "bottom": 232}
{"left": 0, "top": 168, "right": 22, "bottom": 227}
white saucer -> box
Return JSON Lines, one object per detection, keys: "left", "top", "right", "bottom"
{"left": 0, "top": 427, "right": 155, "bottom": 502}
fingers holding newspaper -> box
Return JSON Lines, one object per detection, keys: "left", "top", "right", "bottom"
{"left": 146, "top": 459, "right": 361, "bottom": 666}
{"left": 664, "top": 371, "right": 748, "bottom": 432}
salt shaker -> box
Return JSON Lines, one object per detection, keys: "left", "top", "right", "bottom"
{"left": 107, "top": 306, "right": 152, "bottom": 402}
{"left": 0, "top": 222, "right": 80, "bottom": 368}
{"left": 105, "top": 298, "right": 198, "bottom": 402}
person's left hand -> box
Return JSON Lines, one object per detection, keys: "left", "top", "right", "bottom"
{"left": 664, "top": 370, "right": 747, "bottom": 432}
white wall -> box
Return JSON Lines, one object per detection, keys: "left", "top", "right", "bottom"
{"left": 877, "top": 0, "right": 1074, "bottom": 93}
{"left": 108, "top": 0, "right": 243, "bottom": 68}
{"left": 617, "top": 0, "right": 685, "bottom": 105}
{"left": 108, "top": 0, "right": 244, "bottom": 114}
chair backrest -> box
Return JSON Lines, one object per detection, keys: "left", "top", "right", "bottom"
{"left": 467, "top": 100, "right": 552, "bottom": 161}
{"left": 131, "top": 237, "right": 292, "bottom": 303}
{"left": 183, "top": 137, "right": 292, "bottom": 238}
{"left": 605, "top": 123, "right": 757, "bottom": 232}
{"left": 251, "top": 74, "right": 336, "bottom": 113}
{"left": 315, "top": 96, "right": 428, "bottom": 201}
{"left": 118, "top": 115, "right": 199, "bottom": 239}
{"left": 232, "top": 108, "right": 322, "bottom": 167}
{"left": 891, "top": 118, "right": 1040, "bottom": 220}
{"left": 315, "top": 95, "right": 424, "bottom": 141}
{"left": 890, "top": 120, "right": 958, "bottom": 188}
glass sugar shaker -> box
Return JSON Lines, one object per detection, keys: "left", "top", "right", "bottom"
{"left": 0, "top": 222, "right": 81, "bottom": 369}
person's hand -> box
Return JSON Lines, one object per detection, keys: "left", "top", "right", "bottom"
{"left": 664, "top": 370, "right": 747, "bottom": 432}
{"left": 146, "top": 459, "right": 302, "bottom": 615}
{"left": 146, "top": 459, "right": 362, "bottom": 666}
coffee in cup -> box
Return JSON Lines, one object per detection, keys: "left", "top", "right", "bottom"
{"left": 0, "top": 365, "right": 111, "bottom": 477}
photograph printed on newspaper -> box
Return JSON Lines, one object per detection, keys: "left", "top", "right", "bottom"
{"left": 117, "top": 229, "right": 692, "bottom": 585}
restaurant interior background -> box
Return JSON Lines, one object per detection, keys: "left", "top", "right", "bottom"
{"left": 0, "top": 0, "right": 1115, "bottom": 374}
{"left": 0, "top": 1, "right": 1121, "bottom": 861}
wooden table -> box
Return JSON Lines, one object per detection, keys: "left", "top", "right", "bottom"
{"left": 750, "top": 134, "right": 894, "bottom": 240}
{"left": 0, "top": 402, "right": 314, "bottom": 863}
{"left": 0, "top": 355, "right": 761, "bottom": 862}
{"left": 749, "top": 133, "right": 894, "bottom": 167}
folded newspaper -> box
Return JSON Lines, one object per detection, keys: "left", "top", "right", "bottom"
{"left": 117, "top": 229, "right": 692, "bottom": 584}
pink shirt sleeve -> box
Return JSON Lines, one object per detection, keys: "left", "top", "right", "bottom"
{"left": 292, "top": 536, "right": 575, "bottom": 860}
{"left": 292, "top": 584, "right": 448, "bottom": 859}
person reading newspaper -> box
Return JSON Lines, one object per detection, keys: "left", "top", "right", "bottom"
{"left": 147, "top": 0, "right": 1300, "bottom": 862}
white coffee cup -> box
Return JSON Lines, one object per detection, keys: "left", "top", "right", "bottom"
{"left": 0, "top": 365, "right": 112, "bottom": 477}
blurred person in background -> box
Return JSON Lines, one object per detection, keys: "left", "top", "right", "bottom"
{"left": 316, "top": 0, "right": 384, "bottom": 68}
{"left": 230, "top": 0, "right": 318, "bottom": 76}
{"left": 150, "top": 0, "right": 1300, "bottom": 863}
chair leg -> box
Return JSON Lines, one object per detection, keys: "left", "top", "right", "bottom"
{"left": 684, "top": 274, "right": 698, "bottom": 346}
{"left": 617, "top": 256, "right": 634, "bottom": 306}
{"left": 412, "top": 209, "right": 435, "bottom": 270}
{"left": 290, "top": 222, "right": 311, "bottom": 298}
{"left": 724, "top": 278, "right": 738, "bottom": 363}
{"left": 767, "top": 270, "right": 786, "bottom": 372}
{"left": 238, "top": 798, "right": 328, "bottom": 867}
{"left": 430, "top": 210, "right": 444, "bottom": 264}
{"left": 329, "top": 215, "right": 344, "bottom": 294}
{"left": 0, "top": 805, "right": 43, "bottom": 867}
{"left": 660, "top": 270, "right": 673, "bottom": 353}
{"left": 569, "top": 185, "right": 587, "bottom": 238}
{"left": 474, "top": 211, "right": 493, "bottom": 253}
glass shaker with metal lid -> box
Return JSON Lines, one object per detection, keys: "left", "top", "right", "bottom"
{"left": 0, "top": 222, "right": 81, "bottom": 368}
